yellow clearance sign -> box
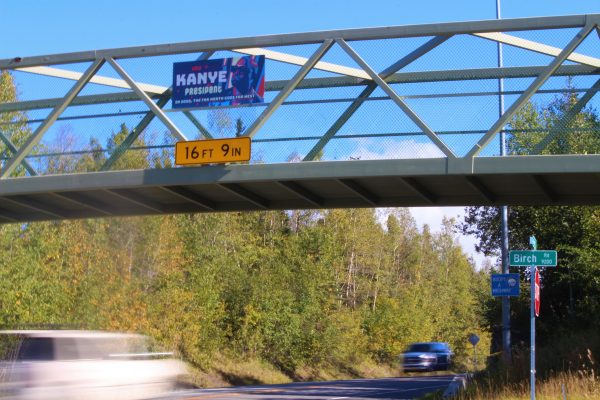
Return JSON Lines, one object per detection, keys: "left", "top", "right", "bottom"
{"left": 175, "top": 137, "right": 251, "bottom": 165}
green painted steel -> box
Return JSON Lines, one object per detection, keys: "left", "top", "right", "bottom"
{"left": 509, "top": 250, "right": 557, "bottom": 267}
{"left": 0, "top": 14, "right": 598, "bottom": 221}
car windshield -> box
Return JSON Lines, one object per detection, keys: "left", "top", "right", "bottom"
{"left": 406, "top": 343, "right": 448, "bottom": 353}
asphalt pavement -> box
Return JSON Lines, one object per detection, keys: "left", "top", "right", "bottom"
{"left": 172, "top": 375, "right": 457, "bottom": 399}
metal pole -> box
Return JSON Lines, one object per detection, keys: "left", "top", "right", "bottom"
{"left": 530, "top": 264, "right": 536, "bottom": 400}
{"left": 529, "top": 236, "right": 537, "bottom": 400}
{"left": 497, "top": 0, "right": 512, "bottom": 364}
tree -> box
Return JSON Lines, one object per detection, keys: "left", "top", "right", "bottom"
{"left": 105, "top": 123, "right": 150, "bottom": 170}
{"left": 460, "top": 88, "right": 600, "bottom": 343}
{"left": 0, "top": 71, "right": 34, "bottom": 177}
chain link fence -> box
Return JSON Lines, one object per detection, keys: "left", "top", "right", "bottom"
{"left": 0, "top": 17, "right": 598, "bottom": 177}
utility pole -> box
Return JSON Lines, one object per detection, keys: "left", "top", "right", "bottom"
{"left": 497, "top": 0, "right": 512, "bottom": 363}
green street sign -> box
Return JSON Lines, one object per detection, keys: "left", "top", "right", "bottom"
{"left": 509, "top": 250, "right": 557, "bottom": 267}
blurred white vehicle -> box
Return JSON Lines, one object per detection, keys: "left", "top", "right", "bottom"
{"left": 0, "top": 330, "right": 187, "bottom": 400}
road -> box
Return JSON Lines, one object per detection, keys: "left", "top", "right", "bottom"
{"left": 173, "top": 375, "right": 457, "bottom": 399}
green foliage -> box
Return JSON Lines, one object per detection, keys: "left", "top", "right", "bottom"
{"left": 508, "top": 88, "right": 600, "bottom": 156}
{"left": 461, "top": 88, "right": 600, "bottom": 349}
{"left": 106, "top": 123, "right": 150, "bottom": 170}
{"left": 0, "top": 71, "right": 33, "bottom": 177}
{"left": 0, "top": 207, "right": 486, "bottom": 377}
{"left": 0, "top": 71, "right": 488, "bottom": 380}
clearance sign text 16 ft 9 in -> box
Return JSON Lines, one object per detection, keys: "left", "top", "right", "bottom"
{"left": 175, "top": 137, "right": 251, "bottom": 165}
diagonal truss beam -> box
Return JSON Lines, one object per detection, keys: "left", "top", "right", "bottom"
{"left": 15, "top": 65, "right": 168, "bottom": 93}
{"left": 14, "top": 45, "right": 371, "bottom": 95}
{"left": 466, "top": 23, "right": 595, "bottom": 158}
{"left": 100, "top": 53, "right": 214, "bottom": 171}
{"left": 243, "top": 39, "right": 335, "bottom": 138}
{"left": 183, "top": 110, "right": 214, "bottom": 139}
{"left": 473, "top": 32, "right": 600, "bottom": 68}
{"left": 304, "top": 35, "right": 451, "bottom": 161}
{"left": 232, "top": 47, "right": 370, "bottom": 79}
{"left": 3, "top": 65, "right": 595, "bottom": 115}
{"left": 336, "top": 38, "right": 456, "bottom": 158}
{"left": 106, "top": 57, "right": 187, "bottom": 141}
{"left": 0, "top": 131, "right": 36, "bottom": 176}
{"left": 100, "top": 94, "right": 171, "bottom": 171}
{"left": 0, "top": 58, "right": 105, "bottom": 179}
{"left": 531, "top": 78, "right": 600, "bottom": 154}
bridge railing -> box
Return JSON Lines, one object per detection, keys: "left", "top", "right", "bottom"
{"left": 0, "top": 14, "right": 598, "bottom": 178}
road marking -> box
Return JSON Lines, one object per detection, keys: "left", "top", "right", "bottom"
{"left": 183, "top": 394, "right": 240, "bottom": 399}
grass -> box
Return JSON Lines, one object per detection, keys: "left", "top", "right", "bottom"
{"left": 186, "top": 356, "right": 292, "bottom": 388}
{"left": 184, "top": 354, "right": 399, "bottom": 388}
{"left": 453, "top": 331, "right": 600, "bottom": 400}
{"left": 181, "top": 331, "right": 600, "bottom": 399}
{"left": 457, "top": 371, "right": 600, "bottom": 399}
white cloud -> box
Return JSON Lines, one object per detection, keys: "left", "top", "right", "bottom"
{"left": 348, "top": 138, "right": 445, "bottom": 160}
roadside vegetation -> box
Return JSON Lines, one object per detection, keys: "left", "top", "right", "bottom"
{"left": 1, "top": 71, "right": 489, "bottom": 385}
{"left": 0, "top": 207, "right": 487, "bottom": 386}
{"left": 2, "top": 69, "right": 600, "bottom": 395}
{"left": 457, "top": 85, "right": 600, "bottom": 398}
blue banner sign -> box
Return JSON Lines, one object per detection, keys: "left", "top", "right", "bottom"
{"left": 491, "top": 273, "right": 520, "bottom": 297}
{"left": 172, "top": 55, "right": 265, "bottom": 108}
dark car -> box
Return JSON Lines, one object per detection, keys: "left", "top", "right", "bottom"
{"left": 401, "top": 342, "right": 453, "bottom": 372}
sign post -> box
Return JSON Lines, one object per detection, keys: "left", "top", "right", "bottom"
{"left": 529, "top": 228, "right": 538, "bottom": 400}
{"left": 534, "top": 268, "right": 540, "bottom": 317}
{"left": 468, "top": 334, "right": 480, "bottom": 371}
{"left": 529, "top": 262, "right": 536, "bottom": 400}
{"left": 509, "top": 236, "right": 558, "bottom": 400}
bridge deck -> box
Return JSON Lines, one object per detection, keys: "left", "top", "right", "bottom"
{"left": 1, "top": 14, "right": 599, "bottom": 223}
{"left": 0, "top": 155, "right": 598, "bottom": 223}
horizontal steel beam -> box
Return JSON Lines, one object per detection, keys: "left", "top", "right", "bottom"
{"left": 1, "top": 14, "right": 594, "bottom": 69}
{"left": 0, "top": 154, "right": 597, "bottom": 223}
{"left": 2, "top": 155, "right": 600, "bottom": 196}
{"left": 2, "top": 64, "right": 596, "bottom": 114}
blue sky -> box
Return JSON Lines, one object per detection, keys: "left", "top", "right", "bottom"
{"left": 1, "top": 0, "right": 598, "bottom": 58}
{"left": 1, "top": 0, "right": 599, "bottom": 267}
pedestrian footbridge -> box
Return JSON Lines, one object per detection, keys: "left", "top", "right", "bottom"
{"left": 0, "top": 14, "right": 599, "bottom": 223}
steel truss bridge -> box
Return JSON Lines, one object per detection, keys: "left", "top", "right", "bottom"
{"left": 0, "top": 14, "right": 599, "bottom": 223}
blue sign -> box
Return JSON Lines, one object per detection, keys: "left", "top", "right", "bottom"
{"left": 172, "top": 55, "right": 265, "bottom": 108}
{"left": 491, "top": 273, "right": 520, "bottom": 297}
